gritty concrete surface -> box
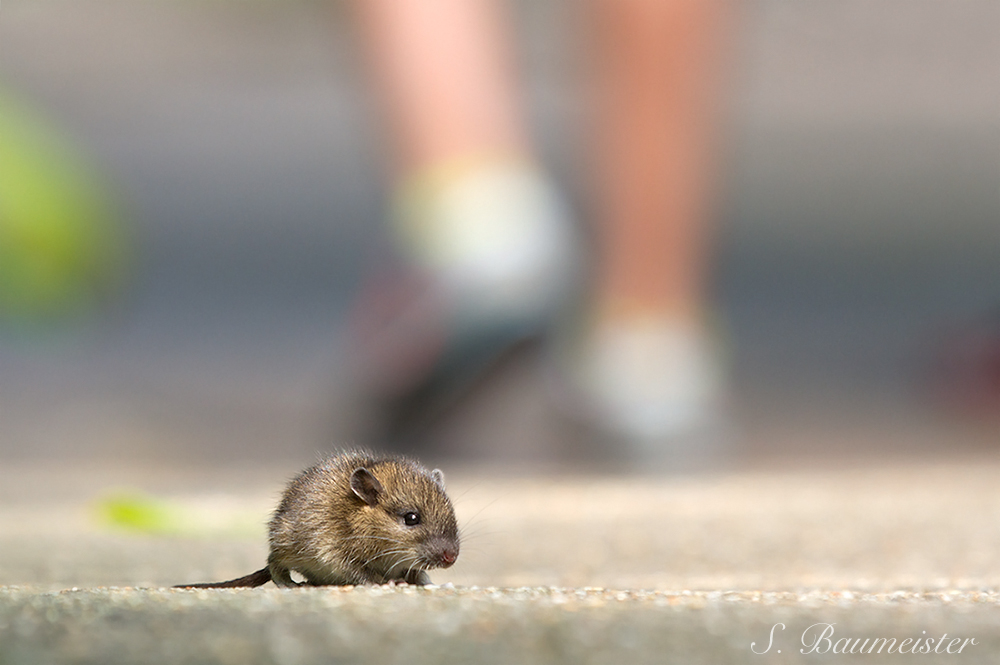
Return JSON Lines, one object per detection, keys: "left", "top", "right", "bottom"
{"left": 3, "top": 454, "right": 1000, "bottom": 664}
{"left": 2, "top": 586, "right": 999, "bottom": 665}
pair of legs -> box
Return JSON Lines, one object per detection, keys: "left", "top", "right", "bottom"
{"left": 351, "top": 0, "right": 730, "bottom": 444}
{"left": 355, "top": 0, "right": 727, "bottom": 326}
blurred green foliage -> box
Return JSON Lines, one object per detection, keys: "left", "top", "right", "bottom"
{"left": 0, "top": 87, "right": 128, "bottom": 330}
{"left": 92, "top": 489, "right": 267, "bottom": 538}
{"left": 94, "top": 490, "right": 187, "bottom": 536}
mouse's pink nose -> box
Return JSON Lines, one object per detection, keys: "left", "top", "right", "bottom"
{"left": 440, "top": 548, "right": 458, "bottom": 566}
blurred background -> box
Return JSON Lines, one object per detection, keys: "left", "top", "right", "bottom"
{"left": 0, "top": 0, "right": 997, "bottom": 471}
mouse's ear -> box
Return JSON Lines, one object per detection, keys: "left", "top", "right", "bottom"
{"left": 350, "top": 467, "right": 383, "bottom": 506}
{"left": 430, "top": 469, "right": 446, "bottom": 489}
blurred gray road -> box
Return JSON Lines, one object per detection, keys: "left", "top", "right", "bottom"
{"left": 0, "top": 0, "right": 998, "bottom": 464}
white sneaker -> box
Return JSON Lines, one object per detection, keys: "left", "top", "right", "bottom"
{"left": 393, "top": 158, "right": 580, "bottom": 336}
{"left": 342, "top": 160, "right": 581, "bottom": 443}
{"left": 553, "top": 314, "right": 729, "bottom": 463}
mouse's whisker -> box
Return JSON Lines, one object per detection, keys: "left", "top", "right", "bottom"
{"left": 340, "top": 534, "right": 409, "bottom": 546}
{"left": 456, "top": 524, "right": 500, "bottom": 542}
{"left": 404, "top": 555, "right": 423, "bottom": 578}
{"left": 457, "top": 494, "right": 507, "bottom": 529}
{"left": 360, "top": 547, "right": 410, "bottom": 564}
{"left": 388, "top": 554, "right": 420, "bottom": 579}
{"left": 359, "top": 548, "right": 414, "bottom": 568}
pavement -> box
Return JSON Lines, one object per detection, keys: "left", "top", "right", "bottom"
{"left": 3, "top": 447, "right": 1000, "bottom": 664}
{"left": 3, "top": 586, "right": 998, "bottom": 665}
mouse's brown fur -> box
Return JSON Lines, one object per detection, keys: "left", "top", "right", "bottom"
{"left": 176, "top": 451, "right": 459, "bottom": 588}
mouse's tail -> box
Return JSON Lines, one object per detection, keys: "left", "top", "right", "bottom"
{"left": 174, "top": 566, "right": 272, "bottom": 589}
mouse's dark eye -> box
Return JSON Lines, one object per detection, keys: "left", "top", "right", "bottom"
{"left": 402, "top": 511, "right": 421, "bottom": 527}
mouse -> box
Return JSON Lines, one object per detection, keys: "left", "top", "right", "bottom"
{"left": 175, "top": 451, "right": 460, "bottom": 588}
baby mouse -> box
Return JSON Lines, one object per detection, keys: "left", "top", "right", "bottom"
{"left": 176, "top": 451, "right": 460, "bottom": 588}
